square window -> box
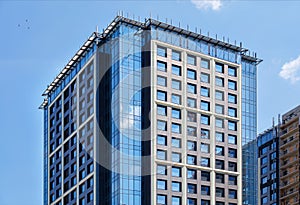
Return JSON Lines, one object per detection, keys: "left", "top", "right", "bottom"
{"left": 187, "top": 126, "right": 197, "bottom": 136}
{"left": 228, "top": 66, "right": 237, "bottom": 76}
{"left": 172, "top": 108, "right": 181, "bottom": 119}
{"left": 200, "top": 143, "right": 210, "bottom": 153}
{"left": 229, "top": 148, "right": 237, "bottom": 158}
{"left": 157, "top": 105, "right": 167, "bottom": 116}
{"left": 201, "top": 185, "right": 210, "bottom": 195}
{"left": 157, "top": 195, "right": 167, "bottom": 205}
{"left": 187, "top": 55, "right": 196, "bottom": 65}
{"left": 157, "top": 135, "right": 167, "bottom": 146}
{"left": 157, "top": 165, "right": 167, "bottom": 175}
{"left": 172, "top": 79, "right": 181, "bottom": 90}
{"left": 188, "top": 184, "right": 197, "bottom": 194}
{"left": 216, "top": 187, "right": 225, "bottom": 197}
{"left": 201, "top": 73, "right": 210, "bottom": 83}
{"left": 216, "top": 160, "right": 224, "bottom": 170}
{"left": 215, "top": 77, "right": 224, "bottom": 87}
{"left": 157, "top": 120, "right": 167, "bottom": 131}
{"left": 157, "top": 46, "right": 167, "bottom": 57}
{"left": 216, "top": 63, "right": 224, "bottom": 73}
{"left": 216, "top": 132, "right": 224, "bottom": 142}
{"left": 215, "top": 118, "right": 224, "bottom": 128}
{"left": 172, "top": 181, "right": 181, "bottom": 192}
{"left": 172, "top": 50, "right": 181, "bottom": 61}
{"left": 228, "top": 94, "right": 237, "bottom": 104}
{"left": 200, "top": 157, "right": 210, "bottom": 167}
{"left": 187, "top": 169, "right": 197, "bottom": 179}
{"left": 228, "top": 80, "right": 237, "bottom": 90}
{"left": 157, "top": 76, "right": 167, "bottom": 86}
{"left": 157, "top": 150, "right": 166, "bottom": 160}
{"left": 172, "top": 123, "right": 181, "bottom": 134}
{"left": 229, "top": 175, "right": 237, "bottom": 185}
{"left": 201, "top": 115, "right": 210, "bottom": 125}
{"left": 229, "top": 189, "right": 237, "bottom": 199}
{"left": 201, "top": 101, "right": 210, "bottom": 111}
{"left": 228, "top": 121, "right": 237, "bottom": 131}
{"left": 215, "top": 90, "right": 224, "bottom": 101}
{"left": 187, "top": 83, "right": 197, "bottom": 94}
{"left": 187, "top": 198, "right": 196, "bottom": 205}
{"left": 187, "top": 69, "right": 196, "bottom": 80}
{"left": 228, "top": 134, "right": 237, "bottom": 144}
{"left": 216, "top": 146, "right": 224, "bottom": 156}
{"left": 172, "top": 167, "right": 182, "bottom": 177}
{"left": 172, "top": 196, "right": 181, "bottom": 205}
{"left": 187, "top": 98, "right": 196, "bottom": 108}
{"left": 187, "top": 141, "right": 197, "bottom": 151}
{"left": 187, "top": 155, "right": 196, "bottom": 165}
{"left": 187, "top": 112, "right": 197, "bottom": 122}
{"left": 201, "top": 86, "right": 209, "bottom": 97}
{"left": 201, "top": 129, "right": 210, "bottom": 139}
{"left": 216, "top": 174, "right": 224, "bottom": 184}
{"left": 228, "top": 107, "right": 237, "bottom": 117}
{"left": 172, "top": 94, "right": 181, "bottom": 105}
{"left": 172, "top": 137, "right": 181, "bottom": 148}
{"left": 201, "top": 59, "right": 209, "bottom": 69}
{"left": 215, "top": 104, "right": 224, "bottom": 114}
{"left": 228, "top": 162, "right": 237, "bottom": 172}
{"left": 157, "top": 61, "right": 167, "bottom": 72}
{"left": 201, "top": 171, "right": 210, "bottom": 181}
{"left": 157, "top": 90, "right": 167, "bottom": 101}
{"left": 172, "top": 152, "right": 181, "bottom": 163}
{"left": 202, "top": 200, "right": 210, "bottom": 205}
{"left": 172, "top": 65, "right": 181, "bottom": 76}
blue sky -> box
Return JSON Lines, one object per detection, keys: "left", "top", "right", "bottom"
{"left": 1, "top": 1, "right": 300, "bottom": 204}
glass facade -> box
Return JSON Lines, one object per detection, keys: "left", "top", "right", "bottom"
{"left": 241, "top": 59, "right": 258, "bottom": 205}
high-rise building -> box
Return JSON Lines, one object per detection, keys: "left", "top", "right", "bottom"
{"left": 257, "top": 125, "right": 279, "bottom": 205}
{"left": 40, "top": 15, "right": 261, "bottom": 205}
{"left": 279, "top": 106, "right": 300, "bottom": 205}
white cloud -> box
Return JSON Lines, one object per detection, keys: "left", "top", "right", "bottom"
{"left": 191, "top": 0, "right": 222, "bottom": 11}
{"left": 279, "top": 55, "right": 300, "bottom": 83}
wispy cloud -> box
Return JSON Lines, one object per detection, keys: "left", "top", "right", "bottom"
{"left": 191, "top": 0, "right": 222, "bottom": 11}
{"left": 279, "top": 55, "right": 300, "bottom": 83}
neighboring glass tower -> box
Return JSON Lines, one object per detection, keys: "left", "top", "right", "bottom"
{"left": 41, "top": 16, "right": 261, "bottom": 205}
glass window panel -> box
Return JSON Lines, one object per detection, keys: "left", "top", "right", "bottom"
{"left": 187, "top": 69, "right": 196, "bottom": 80}
{"left": 201, "top": 59, "right": 209, "bottom": 69}
{"left": 216, "top": 77, "right": 224, "bottom": 87}
{"left": 200, "top": 157, "right": 210, "bottom": 167}
{"left": 201, "top": 129, "right": 210, "bottom": 139}
{"left": 157, "top": 165, "right": 167, "bottom": 175}
{"left": 187, "top": 83, "right": 197, "bottom": 94}
{"left": 157, "top": 76, "right": 167, "bottom": 86}
{"left": 228, "top": 134, "right": 237, "bottom": 144}
{"left": 157, "top": 90, "right": 167, "bottom": 101}
{"left": 187, "top": 169, "right": 197, "bottom": 179}
{"left": 201, "top": 143, "right": 209, "bottom": 153}
{"left": 201, "top": 73, "right": 210, "bottom": 83}
{"left": 172, "top": 167, "right": 181, "bottom": 177}
{"left": 172, "top": 181, "right": 181, "bottom": 192}
{"left": 215, "top": 104, "right": 224, "bottom": 114}
{"left": 172, "top": 94, "right": 181, "bottom": 105}
{"left": 216, "top": 146, "right": 224, "bottom": 156}
{"left": 187, "top": 112, "right": 197, "bottom": 122}
{"left": 172, "top": 65, "right": 181, "bottom": 76}
{"left": 157, "top": 46, "right": 167, "bottom": 57}
{"left": 157, "top": 180, "right": 167, "bottom": 190}
{"left": 229, "top": 148, "right": 237, "bottom": 158}
{"left": 157, "top": 105, "right": 167, "bottom": 116}
{"left": 157, "top": 195, "right": 167, "bottom": 205}
{"left": 201, "top": 115, "right": 210, "bottom": 125}
{"left": 187, "top": 55, "right": 196, "bottom": 65}
{"left": 172, "top": 123, "right": 181, "bottom": 134}
{"left": 187, "top": 126, "right": 197, "bottom": 136}
{"left": 172, "top": 50, "right": 181, "bottom": 61}
{"left": 201, "top": 101, "right": 210, "bottom": 111}
{"left": 228, "top": 121, "right": 237, "bottom": 131}
{"left": 228, "top": 80, "right": 237, "bottom": 90}
{"left": 188, "top": 184, "right": 197, "bottom": 194}
{"left": 187, "top": 155, "right": 196, "bottom": 165}
{"left": 215, "top": 90, "right": 224, "bottom": 101}
{"left": 215, "top": 118, "right": 224, "bottom": 128}
{"left": 228, "top": 94, "right": 237, "bottom": 104}
{"left": 187, "top": 141, "right": 197, "bottom": 151}
{"left": 228, "top": 66, "right": 237, "bottom": 76}
{"left": 216, "top": 63, "right": 224, "bottom": 73}
{"left": 216, "top": 132, "right": 224, "bottom": 142}
{"left": 200, "top": 86, "right": 209, "bottom": 97}
{"left": 157, "top": 135, "right": 167, "bottom": 146}
{"left": 172, "top": 137, "right": 181, "bottom": 148}
{"left": 157, "top": 150, "right": 166, "bottom": 160}
{"left": 157, "top": 61, "right": 167, "bottom": 72}
{"left": 187, "top": 98, "right": 196, "bottom": 108}
{"left": 172, "top": 79, "right": 181, "bottom": 90}
{"left": 172, "top": 152, "right": 181, "bottom": 163}
{"left": 228, "top": 107, "right": 237, "bottom": 117}
{"left": 157, "top": 120, "right": 167, "bottom": 131}
{"left": 172, "top": 108, "right": 181, "bottom": 119}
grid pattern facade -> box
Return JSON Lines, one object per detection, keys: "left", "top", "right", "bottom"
{"left": 257, "top": 127, "right": 279, "bottom": 205}
{"left": 47, "top": 61, "right": 95, "bottom": 205}
{"left": 152, "top": 42, "right": 241, "bottom": 205}
{"left": 279, "top": 109, "right": 300, "bottom": 205}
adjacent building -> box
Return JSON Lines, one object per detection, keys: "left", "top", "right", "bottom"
{"left": 257, "top": 125, "right": 279, "bottom": 205}
{"left": 40, "top": 15, "right": 261, "bottom": 205}
{"left": 279, "top": 106, "right": 300, "bottom": 205}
